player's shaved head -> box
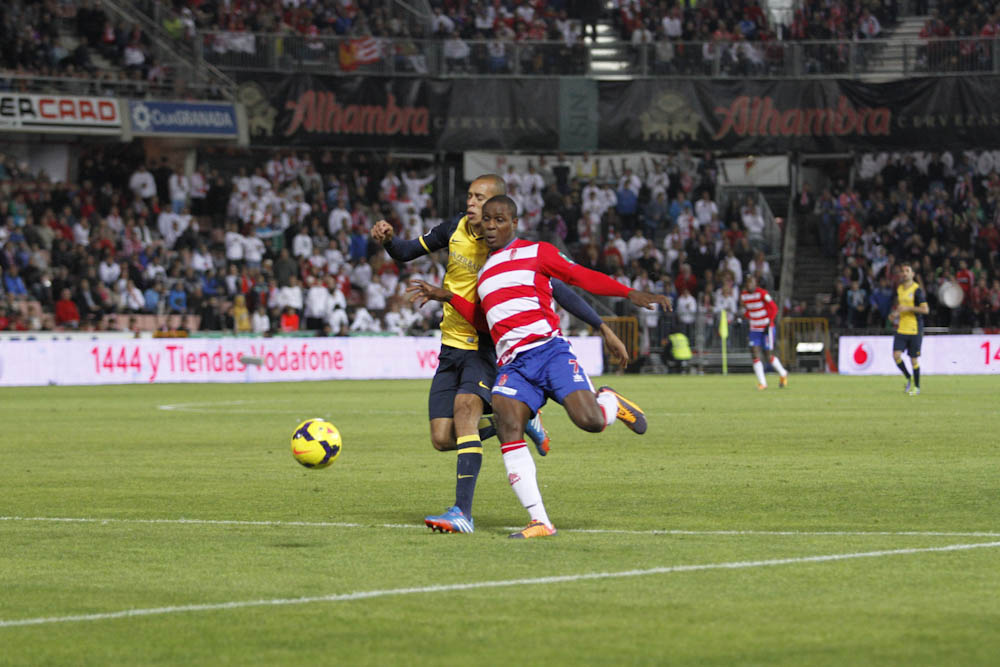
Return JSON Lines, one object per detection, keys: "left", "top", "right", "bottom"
{"left": 484, "top": 194, "right": 518, "bottom": 218}
{"left": 474, "top": 174, "right": 507, "bottom": 197}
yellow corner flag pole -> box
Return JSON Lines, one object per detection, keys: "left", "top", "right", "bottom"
{"left": 718, "top": 313, "right": 729, "bottom": 376}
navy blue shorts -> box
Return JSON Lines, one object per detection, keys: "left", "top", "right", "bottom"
{"left": 427, "top": 344, "right": 496, "bottom": 420}
{"left": 748, "top": 326, "right": 775, "bottom": 351}
{"left": 492, "top": 338, "right": 594, "bottom": 415}
{"left": 893, "top": 333, "right": 922, "bottom": 357}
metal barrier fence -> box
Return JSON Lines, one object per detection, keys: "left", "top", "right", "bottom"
{"left": 197, "top": 32, "right": 1000, "bottom": 78}
{"left": 602, "top": 316, "right": 639, "bottom": 370}
{"left": 779, "top": 317, "right": 831, "bottom": 371}
{"left": 0, "top": 73, "right": 226, "bottom": 100}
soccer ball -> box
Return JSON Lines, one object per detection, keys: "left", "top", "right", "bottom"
{"left": 291, "top": 418, "right": 342, "bottom": 469}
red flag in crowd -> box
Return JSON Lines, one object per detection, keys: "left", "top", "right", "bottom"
{"left": 338, "top": 37, "right": 381, "bottom": 71}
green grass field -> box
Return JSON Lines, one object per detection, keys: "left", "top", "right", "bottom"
{"left": 2, "top": 374, "right": 999, "bottom": 665}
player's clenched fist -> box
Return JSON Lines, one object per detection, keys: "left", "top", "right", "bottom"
{"left": 370, "top": 219, "right": 394, "bottom": 243}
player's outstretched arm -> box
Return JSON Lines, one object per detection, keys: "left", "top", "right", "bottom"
{"left": 406, "top": 279, "right": 487, "bottom": 331}
{"left": 374, "top": 216, "right": 458, "bottom": 262}
{"left": 627, "top": 289, "right": 673, "bottom": 311}
{"left": 406, "top": 279, "right": 453, "bottom": 308}
{"left": 551, "top": 279, "right": 629, "bottom": 365}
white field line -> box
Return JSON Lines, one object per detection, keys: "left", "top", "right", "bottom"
{"left": 2, "top": 540, "right": 999, "bottom": 629}
{"left": 2, "top": 516, "right": 1000, "bottom": 538}
{"left": 156, "top": 400, "right": 421, "bottom": 416}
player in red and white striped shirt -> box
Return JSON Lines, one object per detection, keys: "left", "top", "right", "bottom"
{"left": 739, "top": 274, "right": 789, "bottom": 389}
{"left": 410, "top": 195, "right": 670, "bottom": 538}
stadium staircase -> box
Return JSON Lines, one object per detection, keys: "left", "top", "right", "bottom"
{"left": 588, "top": 8, "right": 630, "bottom": 76}
{"left": 97, "top": 0, "right": 236, "bottom": 99}
{"left": 861, "top": 14, "right": 928, "bottom": 81}
{"left": 790, "top": 213, "right": 837, "bottom": 313}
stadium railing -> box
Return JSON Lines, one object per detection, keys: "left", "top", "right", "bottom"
{"left": 194, "top": 33, "right": 1000, "bottom": 78}
{"left": 0, "top": 72, "right": 225, "bottom": 100}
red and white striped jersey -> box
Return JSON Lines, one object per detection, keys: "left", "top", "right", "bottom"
{"left": 471, "top": 239, "right": 630, "bottom": 365}
{"left": 740, "top": 287, "right": 776, "bottom": 331}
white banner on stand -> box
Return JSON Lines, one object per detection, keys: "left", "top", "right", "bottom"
{"left": 838, "top": 335, "right": 1000, "bottom": 375}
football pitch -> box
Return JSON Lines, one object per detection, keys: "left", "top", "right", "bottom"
{"left": 2, "top": 374, "right": 999, "bottom": 665}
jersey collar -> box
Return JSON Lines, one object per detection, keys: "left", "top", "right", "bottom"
{"left": 490, "top": 236, "right": 520, "bottom": 255}
{"left": 461, "top": 215, "right": 485, "bottom": 242}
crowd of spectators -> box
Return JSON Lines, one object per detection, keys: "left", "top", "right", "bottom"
{"left": 799, "top": 150, "right": 1000, "bottom": 330}
{"left": 916, "top": 2, "right": 1000, "bottom": 72}
{"left": 0, "top": 0, "right": 209, "bottom": 99}
{"left": 0, "top": 144, "right": 779, "bottom": 347}
{"left": 191, "top": 0, "right": 905, "bottom": 77}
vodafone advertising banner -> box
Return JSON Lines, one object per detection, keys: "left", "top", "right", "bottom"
{"left": 838, "top": 335, "right": 1000, "bottom": 375}
{"left": 0, "top": 94, "right": 122, "bottom": 134}
{"left": 0, "top": 336, "right": 603, "bottom": 387}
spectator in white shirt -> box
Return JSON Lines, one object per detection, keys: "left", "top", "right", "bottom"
{"left": 351, "top": 256, "right": 373, "bottom": 289}
{"left": 232, "top": 167, "right": 251, "bottom": 195}
{"left": 99, "top": 256, "right": 121, "bottom": 285}
{"left": 522, "top": 164, "right": 546, "bottom": 194}
{"left": 306, "top": 246, "right": 328, "bottom": 274}
{"left": 250, "top": 167, "right": 271, "bottom": 194}
{"left": 168, "top": 168, "right": 190, "bottom": 213}
{"left": 718, "top": 248, "right": 743, "bottom": 287}
{"left": 713, "top": 278, "right": 739, "bottom": 330}
{"left": 675, "top": 287, "right": 697, "bottom": 336}
{"left": 243, "top": 233, "right": 266, "bottom": 270}
{"left": 748, "top": 250, "right": 772, "bottom": 288}
{"left": 618, "top": 167, "right": 642, "bottom": 196}
{"left": 327, "top": 200, "right": 351, "bottom": 236}
{"left": 291, "top": 228, "right": 313, "bottom": 259}
{"left": 432, "top": 6, "right": 455, "bottom": 34}
{"left": 129, "top": 164, "right": 157, "bottom": 202}
{"left": 647, "top": 163, "right": 670, "bottom": 199}
{"left": 742, "top": 202, "right": 766, "bottom": 241}
{"left": 662, "top": 7, "right": 682, "bottom": 38}
{"left": 383, "top": 301, "right": 411, "bottom": 335}
{"left": 278, "top": 276, "right": 305, "bottom": 314}
{"left": 303, "top": 277, "right": 332, "bottom": 329}
{"left": 626, "top": 229, "right": 649, "bottom": 262}
{"left": 365, "top": 281, "right": 387, "bottom": 315}
{"left": 676, "top": 204, "right": 698, "bottom": 241}
{"left": 252, "top": 306, "right": 271, "bottom": 334}
{"left": 858, "top": 9, "right": 881, "bottom": 39}
{"left": 694, "top": 191, "right": 719, "bottom": 228}
{"left": 191, "top": 244, "right": 214, "bottom": 273}
{"left": 265, "top": 155, "right": 285, "bottom": 184}
{"left": 444, "top": 31, "right": 471, "bottom": 71}
{"left": 224, "top": 222, "right": 246, "bottom": 264}
{"left": 189, "top": 167, "right": 208, "bottom": 215}
{"left": 328, "top": 306, "right": 349, "bottom": 335}
{"left": 503, "top": 165, "right": 522, "bottom": 193}
{"left": 608, "top": 229, "right": 629, "bottom": 265}
{"left": 349, "top": 306, "right": 380, "bottom": 333}
{"left": 380, "top": 170, "right": 402, "bottom": 200}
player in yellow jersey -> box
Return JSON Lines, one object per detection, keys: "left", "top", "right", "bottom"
{"left": 890, "top": 262, "right": 929, "bottom": 396}
{"left": 371, "top": 174, "right": 626, "bottom": 533}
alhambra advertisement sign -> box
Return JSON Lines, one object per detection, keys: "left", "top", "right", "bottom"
{"left": 238, "top": 74, "right": 1000, "bottom": 153}
{"left": 235, "top": 74, "right": 558, "bottom": 150}
{"left": 600, "top": 76, "right": 1000, "bottom": 153}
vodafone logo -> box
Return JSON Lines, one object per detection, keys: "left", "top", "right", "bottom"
{"left": 851, "top": 342, "right": 874, "bottom": 369}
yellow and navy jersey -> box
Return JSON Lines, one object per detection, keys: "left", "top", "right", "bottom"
{"left": 895, "top": 282, "right": 926, "bottom": 335}
{"left": 385, "top": 215, "right": 487, "bottom": 350}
